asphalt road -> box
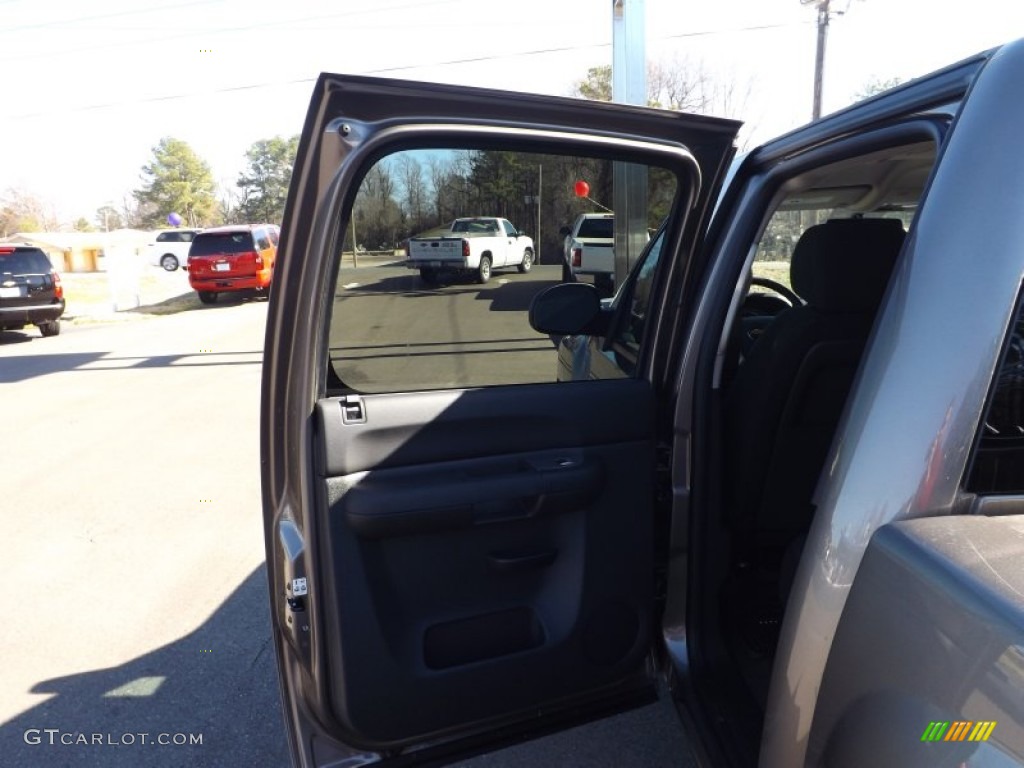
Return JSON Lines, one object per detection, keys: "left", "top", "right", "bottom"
{"left": 0, "top": 274, "right": 695, "bottom": 767}
{"left": 330, "top": 262, "right": 565, "bottom": 391}
{"left": 0, "top": 296, "right": 286, "bottom": 767}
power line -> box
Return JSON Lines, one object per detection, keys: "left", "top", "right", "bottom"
{"left": 660, "top": 20, "right": 813, "bottom": 41}
{"left": 6, "top": 76, "right": 318, "bottom": 119}
{"left": 3, "top": 19, "right": 812, "bottom": 120}
{"left": 0, "top": 0, "right": 221, "bottom": 34}
{"left": 0, "top": 0, "right": 460, "bottom": 63}
{"left": 363, "top": 21, "right": 812, "bottom": 74}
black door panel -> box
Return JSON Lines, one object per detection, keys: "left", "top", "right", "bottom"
{"left": 315, "top": 380, "right": 656, "bottom": 476}
{"left": 337, "top": 452, "right": 604, "bottom": 539}
{"left": 312, "top": 379, "right": 656, "bottom": 746}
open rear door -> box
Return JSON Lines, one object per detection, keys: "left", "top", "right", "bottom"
{"left": 261, "top": 74, "right": 739, "bottom": 766}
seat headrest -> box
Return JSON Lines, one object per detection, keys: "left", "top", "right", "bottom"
{"left": 790, "top": 218, "right": 906, "bottom": 313}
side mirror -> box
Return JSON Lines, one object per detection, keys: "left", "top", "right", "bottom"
{"left": 529, "top": 282, "right": 608, "bottom": 336}
{"left": 559, "top": 226, "right": 571, "bottom": 237}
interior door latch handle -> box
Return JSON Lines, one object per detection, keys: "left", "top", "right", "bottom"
{"left": 341, "top": 395, "right": 366, "bottom": 424}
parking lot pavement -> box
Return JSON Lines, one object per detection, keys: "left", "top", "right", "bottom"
{"left": 0, "top": 298, "right": 288, "bottom": 766}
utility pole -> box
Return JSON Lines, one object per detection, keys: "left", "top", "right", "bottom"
{"left": 802, "top": 0, "right": 832, "bottom": 120}
{"left": 536, "top": 163, "right": 542, "bottom": 263}
{"left": 611, "top": 0, "right": 647, "bottom": 292}
{"left": 813, "top": 0, "right": 830, "bottom": 119}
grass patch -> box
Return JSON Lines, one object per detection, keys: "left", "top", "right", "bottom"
{"left": 128, "top": 293, "right": 202, "bottom": 316}
{"left": 61, "top": 270, "right": 194, "bottom": 317}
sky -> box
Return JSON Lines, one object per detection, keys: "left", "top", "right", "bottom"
{"left": 2, "top": 0, "right": 1022, "bottom": 226}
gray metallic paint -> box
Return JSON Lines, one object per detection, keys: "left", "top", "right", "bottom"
{"left": 810, "top": 515, "right": 1024, "bottom": 766}
{"left": 761, "top": 40, "right": 1024, "bottom": 767}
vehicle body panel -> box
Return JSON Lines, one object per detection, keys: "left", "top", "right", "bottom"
{"left": 748, "top": 42, "right": 1024, "bottom": 766}
{"left": 809, "top": 515, "right": 1024, "bottom": 765}
{"left": 145, "top": 228, "right": 201, "bottom": 270}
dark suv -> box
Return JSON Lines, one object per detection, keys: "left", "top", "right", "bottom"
{"left": 0, "top": 245, "right": 64, "bottom": 337}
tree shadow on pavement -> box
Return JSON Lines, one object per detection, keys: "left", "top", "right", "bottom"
{"left": 0, "top": 565, "right": 289, "bottom": 768}
{"left": 475, "top": 279, "right": 560, "bottom": 312}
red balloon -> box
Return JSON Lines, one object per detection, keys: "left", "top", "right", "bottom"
{"left": 574, "top": 180, "right": 590, "bottom": 198}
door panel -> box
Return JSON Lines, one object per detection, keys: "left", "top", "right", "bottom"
{"left": 809, "top": 515, "right": 1024, "bottom": 766}
{"left": 314, "top": 380, "right": 656, "bottom": 745}
{"left": 262, "top": 73, "right": 740, "bottom": 765}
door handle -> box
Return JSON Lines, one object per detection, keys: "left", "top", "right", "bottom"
{"left": 488, "top": 549, "right": 557, "bottom": 572}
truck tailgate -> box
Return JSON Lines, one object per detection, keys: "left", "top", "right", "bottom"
{"left": 409, "top": 238, "right": 463, "bottom": 263}
{"left": 579, "top": 240, "right": 614, "bottom": 274}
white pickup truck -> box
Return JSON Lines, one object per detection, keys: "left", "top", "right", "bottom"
{"left": 560, "top": 212, "right": 615, "bottom": 294}
{"left": 407, "top": 217, "right": 534, "bottom": 284}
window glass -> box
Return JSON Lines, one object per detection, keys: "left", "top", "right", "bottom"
{"left": 967, "top": 292, "right": 1024, "bottom": 494}
{"left": 612, "top": 229, "right": 665, "bottom": 356}
{"left": 751, "top": 210, "right": 914, "bottom": 293}
{"left": 577, "top": 217, "right": 614, "bottom": 239}
{"left": 0, "top": 249, "right": 50, "bottom": 274}
{"left": 190, "top": 232, "right": 251, "bottom": 256}
{"left": 328, "top": 148, "right": 679, "bottom": 393}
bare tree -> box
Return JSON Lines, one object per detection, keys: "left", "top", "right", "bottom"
{"left": 853, "top": 76, "right": 904, "bottom": 102}
{"left": 0, "top": 188, "right": 59, "bottom": 235}
{"left": 427, "top": 155, "right": 452, "bottom": 224}
{"left": 396, "top": 153, "right": 426, "bottom": 229}
{"left": 353, "top": 159, "right": 403, "bottom": 250}
{"left": 95, "top": 204, "right": 124, "bottom": 231}
{"left": 572, "top": 57, "right": 750, "bottom": 120}
{"left": 120, "top": 193, "right": 148, "bottom": 229}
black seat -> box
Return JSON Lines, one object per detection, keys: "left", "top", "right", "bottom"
{"left": 723, "top": 218, "right": 906, "bottom": 556}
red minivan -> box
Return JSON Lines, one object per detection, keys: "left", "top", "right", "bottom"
{"left": 186, "top": 224, "right": 277, "bottom": 304}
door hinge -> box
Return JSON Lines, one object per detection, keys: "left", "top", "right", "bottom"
{"left": 341, "top": 394, "right": 366, "bottom": 424}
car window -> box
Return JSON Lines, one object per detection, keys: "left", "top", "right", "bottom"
{"left": 327, "top": 147, "right": 679, "bottom": 393}
{"left": 451, "top": 219, "right": 496, "bottom": 234}
{"left": 255, "top": 231, "right": 272, "bottom": 250}
{"left": 0, "top": 249, "right": 51, "bottom": 274}
{"left": 606, "top": 230, "right": 663, "bottom": 360}
{"left": 190, "top": 232, "right": 252, "bottom": 256}
{"left": 966, "top": 291, "right": 1024, "bottom": 493}
{"left": 752, "top": 209, "right": 914, "bottom": 294}
{"left": 502, "top": 220, "right": 517, "bottom": 237}
{"left": 577, "top": 217, "right": 614, "bottom": 239}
